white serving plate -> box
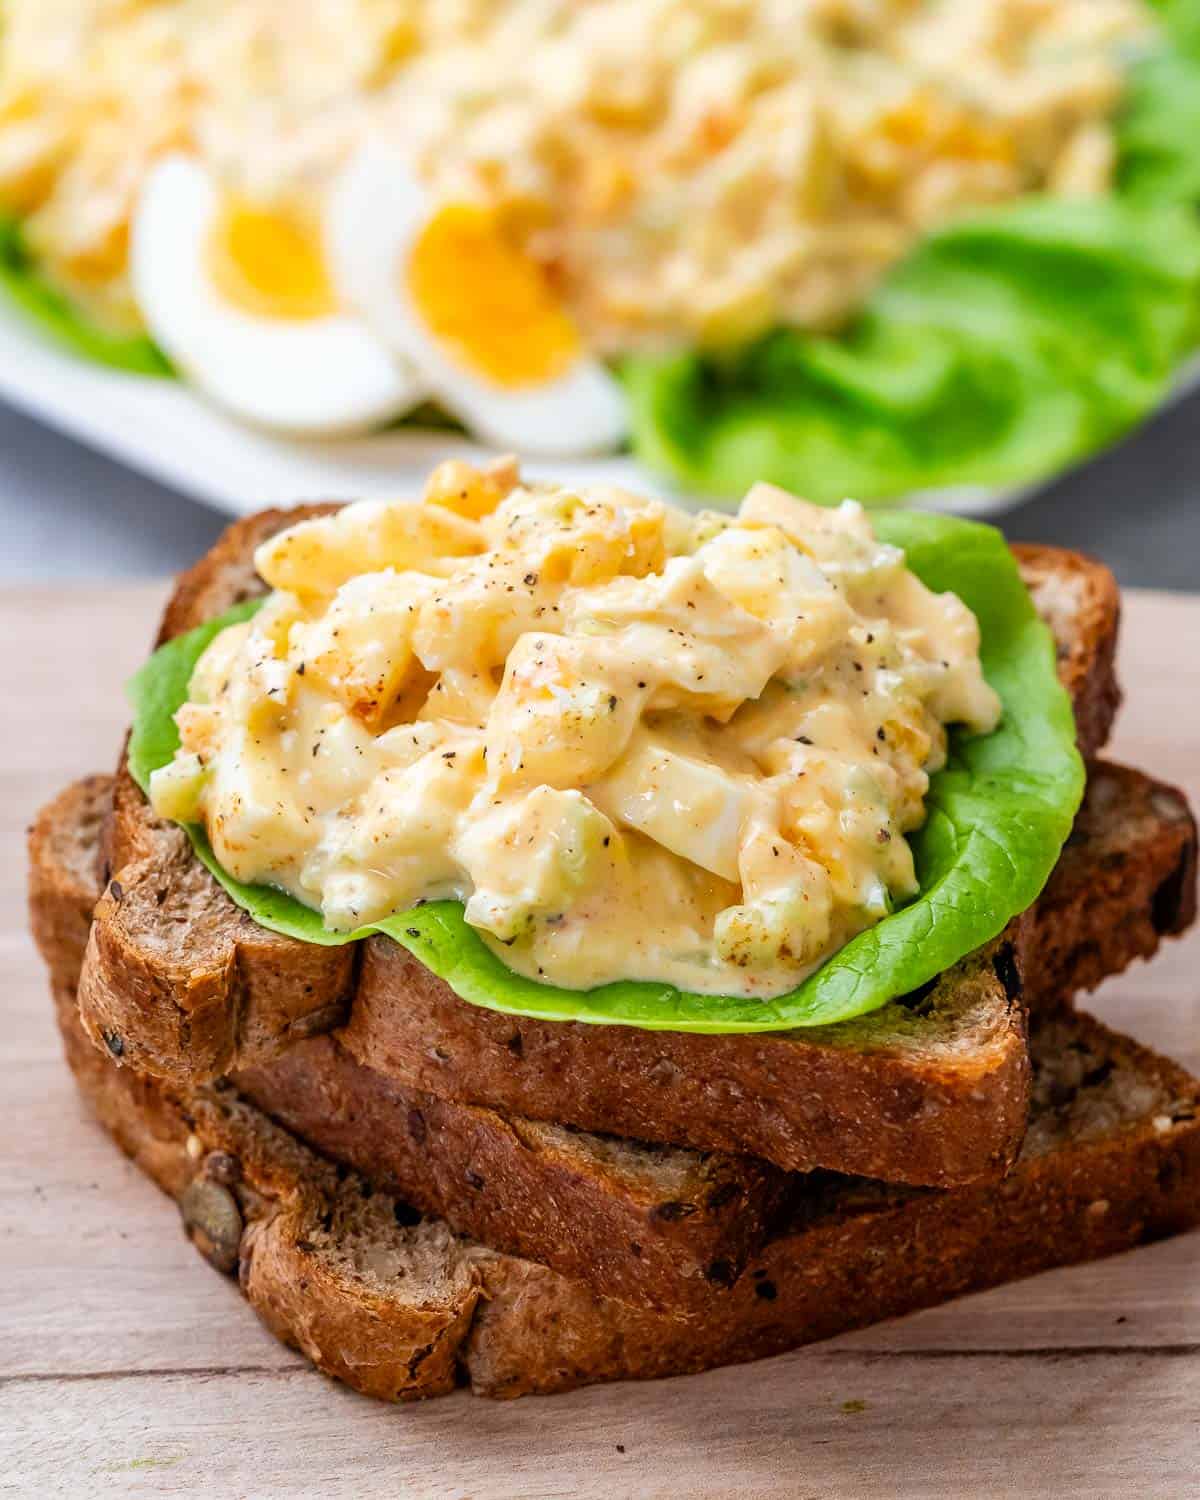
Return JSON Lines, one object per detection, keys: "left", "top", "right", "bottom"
{"left": 2, "top": 297, "right": 1195, "bottom": 520}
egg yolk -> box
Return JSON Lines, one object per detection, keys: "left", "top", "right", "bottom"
{"left": 207, "top": 199, "right": 338, "bottom": 321}
{"left": 407, "top": 203, "right": 579, "bottom": 386}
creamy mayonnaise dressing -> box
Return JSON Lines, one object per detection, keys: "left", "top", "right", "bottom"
{"left": 150, "top": 461, "right": 1000, "bottom": 997}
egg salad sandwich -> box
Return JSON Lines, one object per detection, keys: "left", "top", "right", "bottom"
{"left": 30, "top": 460, "right": 1198, "bottom": 1396}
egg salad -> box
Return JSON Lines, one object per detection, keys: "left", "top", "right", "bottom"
{"left": 149, "top": 461, "right": 1000, "bottom": 998}
{"left": 0, "top": 1, "right": 1152, "bottom": 446}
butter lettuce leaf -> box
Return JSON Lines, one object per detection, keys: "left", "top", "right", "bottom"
{"left": 625, "top": 17, "right": 1200, "bottom": 503}
{"left": 1118, "top": 57, "right": 1200, "bottom": 208}
{"left": 127, "top": 511, "right": 1083, "bottom": 1032}
{"left": 625, "top": 195, "right": 1200, "bottom": 505}
{"left": 0, "top": 215, "right": 172, "bottom": 375}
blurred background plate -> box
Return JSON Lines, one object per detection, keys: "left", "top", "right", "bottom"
{"left": 13, "top": 296, "right": 1195, "bottom": 522}
{"left": 0, "top": 298, "right": 649, "bottom": 514}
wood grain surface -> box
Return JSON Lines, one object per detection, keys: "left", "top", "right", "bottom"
{"left": 1, "top": 582, "right": 1197, "bottom": 1500}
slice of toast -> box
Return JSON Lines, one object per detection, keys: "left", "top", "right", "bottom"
{"left": 40, "top": 769, "right": 1196, "bottom": 1311}
{"left": 42, "top": 886, "right": 1200, "bottom": 1401}
{"left": 77, "top": 510, "right": 1126, "bottom": 1185}
{"left": 238, "top": 740, "right": 1199, "bottom": 1298}
{"left": 340, "top": 755, "right": 1195, "bottom": 1188}
{"left": 1017, "top": 761, "right": 1197, "bottom": 1010}
{"left": 1011, "top": 543, "right": 1121, "bottom": 762}
{"left": 234, "top": 1037, "right": 789, "bottom": 1313}
{"left": 33, "top": 779, "right": 789, "bottom": 1313}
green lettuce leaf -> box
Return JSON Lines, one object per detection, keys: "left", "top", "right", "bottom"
{"left": 1153, "top": 0, "right": 1200, "bottom": 54}
{"left": 625, "top": 19, "right": 1200, "bottom": 503}
{"left": 0, "top": 215, "right": 172, "bottom": 375}
{"left": 126, "top": 511, "right": 1083, "bottom": 1033}
{"left": 1118, "top": 45, "right": 1200, "bottom": 206}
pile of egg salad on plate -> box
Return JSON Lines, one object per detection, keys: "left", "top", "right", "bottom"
{"left": 0, "top": 2, "right": 1153, "bottom": 445}
{"left": 150, "top": 461, "right": 1001, "bottom": 999}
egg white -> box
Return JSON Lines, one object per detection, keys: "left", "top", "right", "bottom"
{"left": 131, "top": 155, "right": 425, "bottom": 437}
{"left": 326, "top": 146, "right": 628, "bottom": 458}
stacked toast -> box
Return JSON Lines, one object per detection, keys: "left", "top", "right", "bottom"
{"left": 28, "top": 510, "right": 1199, "bottom": 1401}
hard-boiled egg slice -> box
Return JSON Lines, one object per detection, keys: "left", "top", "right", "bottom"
{"left": 131, "top": 154, "right": 425, "bottom": 436}
{"left": 327, "top": 147, "right": 627, "bottom": 457}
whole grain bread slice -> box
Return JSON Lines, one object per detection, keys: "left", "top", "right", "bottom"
{"left": 242, "top": 743, "right": 1197, "bottom": 1296}
{"left": 344, "top": 936, "right": 1031, "bottom": 1186}
{"left": 46, "top": 928, "right": 1200, "bottom": 1401}
{"left": 33, "top": 778, "right": 1200, "bottom": 1399}
{"left": 34, "top": 779, "right": 789, "bottom": 1313}
{"left": 78, "top": 508, "right": 1125, "bottom": 1185}
{"left": 1011, "top": 542, "right": 1121, "bottom": 761}
{"left": 43, "top": 767, "right": 1194, "bottom": 1309}
{"left": 330, "top": 762, "right": 1188, "bottom": 1182}
{"left": 1017, "top": 761, "right": 1197, "bottom": 1011}
{"left": 234, "top": 1037, "right": 787, "bottom": 1312}
{"left": 46, "top": 769, "right": 1195, "bottom": 1309}
{"left": 341, "top": 755, "right": 1195, "bottom": 1187}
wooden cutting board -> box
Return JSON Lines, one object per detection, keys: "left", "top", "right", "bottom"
{"left": 2, "top": 583, "right": 1198, "bottom": 1500}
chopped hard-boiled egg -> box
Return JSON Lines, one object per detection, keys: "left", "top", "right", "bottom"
{"left": 150, "top": 462, "right": 1001, "bottom": 999}
{"left": 290, "top": 569, "right": 436, "bottom": 730}
{"left": 255, "top": 491, "right": 483, "bottom": 596}
{"left": 590, "top": 733, "right": 761, "bottom": 882}
{"left": 326, "top": 148, "right": 627, "bottom": 457}
{"left": 130, "top": 154, "right": 425, "bottom": 435}
{"left": 457, "top": 786, "right": 617, "bottom": 944}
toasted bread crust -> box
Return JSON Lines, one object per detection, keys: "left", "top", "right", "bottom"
{"left": 341, "top": 935, "right": 1030, "bottom": 1185}
{"left": 1012, "top": 542, "right": 1121, "bottom": 758}
{"left": 50, "top": 973, "right": 1200, "bottom": 1401}
{"left": 1019, "top": 763, "right": 1198, "bottom": 1010}
{"left": 36, "top": 779, "right": 789, "bottom": 1311}
{"left": 50, "top": 978, "right": 482, "bottom": 1402}
{"left": 75, "top": 509, "right": 1133, "bottom": 1185}
{"left": 236, "top": 1035, "right": 789, "bottom": 1314}
{"left": 79, "top": 811, "right": 356, "bottom": 1079}
{"left": 27, "top": 774, "right": 112, "bottom": 994}
{"left": 471, "top": 1010, "right": 1200, "bottom": 1397}
{"left": 32, "top": 779, "right": 1200, "bottom": 1400}
{"left": 40, "top": 761, "right": 1195, "bottom": 1306}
